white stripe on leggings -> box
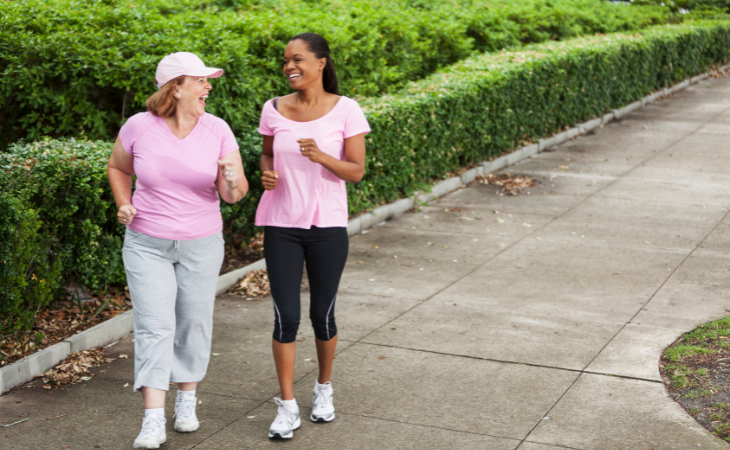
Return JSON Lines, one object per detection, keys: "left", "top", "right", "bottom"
{"left": 325, "top": 294, "right": 336, "bottom": 340}
{"left": 272, "top": 299, "right": 284, "bottom": 342}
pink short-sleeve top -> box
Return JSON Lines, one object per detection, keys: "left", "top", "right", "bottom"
{"left": 118, "top": 112, "right": 239, "bottom": 240}
{"left": 255, "top": 96, "right": 371, "bottom": 229}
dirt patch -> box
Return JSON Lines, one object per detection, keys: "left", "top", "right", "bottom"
{"left": 660, "top": 316, "right": 730, "bottom": 443}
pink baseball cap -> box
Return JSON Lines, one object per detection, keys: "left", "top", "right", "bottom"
{"left": 155, "top": 52, "right": 223, "bottom": 89}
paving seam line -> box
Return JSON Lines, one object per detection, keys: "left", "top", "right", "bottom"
{"left": 2, "top": 62, "right": 728, "bottom": 396}
{"left": 357, "top": 341, "right": 665, "bottom": 384}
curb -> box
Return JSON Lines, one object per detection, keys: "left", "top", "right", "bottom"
{"left": 1, "top": 311, "right": 133, "bottom": 394}
{"left": 3, "top": 62, "right": 729, "bottom": 396}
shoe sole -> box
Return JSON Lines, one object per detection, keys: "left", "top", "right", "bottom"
{"left": 310, "top": 412, "right": 335, "bottom": 423}
{"left": 133, "top": 436, "right": 166, "bottom": 449}
{"left": 174, "top": 422, "right": 200, "bottom": 432}
{"left": 268, "top": 418, "right": 301, "bottom": 439}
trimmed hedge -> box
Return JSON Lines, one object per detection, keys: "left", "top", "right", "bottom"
{"left": 0, "top": 139, "right": 124, "bottom": 336}
{"left": 3, "top": 20, "right": 730, "bottom": 338}
{"left": 351, "top": 20, "right": 730, "bottom": 213}
{"left": 0, "top": 0, "right": 672, "bottom": 148}
{"left": 0, "top": 193, "right": 61, "bottom": 336}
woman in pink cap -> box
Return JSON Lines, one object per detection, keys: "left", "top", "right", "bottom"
{"left": 107, "top": 52, "right": 248, "bottom": 449}
{"left": 256, "top": 33, "right": 370, "bottom": 439}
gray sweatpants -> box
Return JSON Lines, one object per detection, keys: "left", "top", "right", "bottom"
{"left": 122, "top": 228, "right": 224, "bottom": 392}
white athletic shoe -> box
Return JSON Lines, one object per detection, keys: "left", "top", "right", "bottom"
{"left": 268, "top": 397, "right": 301, "bottom": 439}
{"left": 311, "top": 381, "right": 335, "bottom": 423}
{"left": 133, "top": 414, "right": 167, "bottom": 449}
{"left": 174, "top": 394, "right": 200, "bottom": 432}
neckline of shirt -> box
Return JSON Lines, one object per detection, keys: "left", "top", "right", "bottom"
{"left": 272, "top": 95, "right": 346, "bottom": 124}
{"left": 160, "top": 113, "right": 205, "bottom": 141}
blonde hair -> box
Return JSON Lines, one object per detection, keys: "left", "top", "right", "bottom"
{"left": 145, "top": 76, "right": 186, "bottom": 117}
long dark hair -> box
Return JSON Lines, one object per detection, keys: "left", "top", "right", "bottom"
{"left": 290, "top": 33, "right": 339, "bottom": 95}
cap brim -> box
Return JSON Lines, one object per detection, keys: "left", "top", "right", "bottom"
{"left": 185, "top": 67, "right": 223, "bottom": 78}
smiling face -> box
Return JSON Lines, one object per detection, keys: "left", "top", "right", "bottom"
{"left": 282, "top": 39, "right": 326, "bottom": 91}
{"left": 175, "top": 76, "right": 212, "bottom": 117}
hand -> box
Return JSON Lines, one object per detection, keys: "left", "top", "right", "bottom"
{"left": 297, "top": 138, "right": 325, "bottom": 164}
{"left": 118, "top": 204, "right": 137, "bottom": 225}
{"left": 261, "top": 170, "right": 279, "bottom": 191}
{"left": 218, "top": 158, "right": 238, "bottom": 190}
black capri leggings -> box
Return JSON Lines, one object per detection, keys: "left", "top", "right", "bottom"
{"left": 264, "top": 226, "right": 349, "bottom": 344}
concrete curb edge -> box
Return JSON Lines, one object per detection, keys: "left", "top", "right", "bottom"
{"left": 1, "top": 311, "right": 133, "bottom": 394}
{"left": 3, "top": 63, "right": 728, "bottom": 396}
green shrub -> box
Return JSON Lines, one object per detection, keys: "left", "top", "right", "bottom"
{"left": 0, "top": 0, "right": 672, "bottom": 148}
{"left": 0, "top": 193, "right": 62, "bottom": 337}
{"left": 0, "top": 139, "right": 124, "bottom": 295}
{"left": 352, "top": 21, "right": 730, "bottom": 212}
{"left": 4, "top": 20, "right": 730, "bottom": 338}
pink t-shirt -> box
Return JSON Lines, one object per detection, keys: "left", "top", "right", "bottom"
{"left": 255, "top": 96, "right": 371, "bottom": 228}
{"left": 119, "top": 112, "right": 238, "bottom": 240}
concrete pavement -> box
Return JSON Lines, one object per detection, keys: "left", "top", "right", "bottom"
{"left": 4, "top": 75, "right": 730, "bottom": 449}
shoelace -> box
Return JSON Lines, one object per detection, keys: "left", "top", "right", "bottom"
{"left": 312, "top": 388, "right": 332, "bottom": 409}
{"left": 272, "top": 398, "right": 296, "bottom": 427}
{"left": 174, "top": 397, "right": 196, "bottom": 420}
{"left": 140, "top": 415, "right": 162, "bottom": 436}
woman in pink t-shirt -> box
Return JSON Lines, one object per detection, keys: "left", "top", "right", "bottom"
{"left": 256, "top": 33, "right": 371, "bottom": 439}
{"left": 107, "top": 52, "right": 248, "bottom": 449}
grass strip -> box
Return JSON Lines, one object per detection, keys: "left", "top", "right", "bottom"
{"left": 661, "top": 316, "right": 730, "bottom": 442}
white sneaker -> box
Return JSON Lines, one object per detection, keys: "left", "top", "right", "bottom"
{"left": 133, "top": 414, "right": 167, "bottom": 449}
{"left": 311, "top": 381, "right": 335, "bottom": 423}
{"left": 174, "top": 394, "right": 200, "bottom": 432}
{"left": 268, "top": 397, "right": 301, "bottom": 439}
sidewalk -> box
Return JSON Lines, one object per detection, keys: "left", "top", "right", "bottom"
{"left": 4, "top": 75, "right": 730, "bottom": 449}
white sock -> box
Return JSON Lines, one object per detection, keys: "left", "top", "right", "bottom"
{"left": 145, "top": 408, "right": 164, "bottom": 419}
{"left": 316, "top": 381, "right": 332, "bottom": 390}
{"left": 177, "top": 389, "right": 196, "bottom": 400}
{"left": 281, "top": 398, "right": 298, "bottom": 412}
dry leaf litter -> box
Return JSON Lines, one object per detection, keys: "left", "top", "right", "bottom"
{"left": 1, "top": 288, "right": 130, "bottom": 367}
{"left": 220, "top": 232, "right": 264, "bottom": 275}
{"left": 229, "top": 269, "right": 272, "bottom": 300}
{"left": 476, "top": 173, "right": 537, "bottom": 195}
{"left": 39, "top": 347, "right": 112, "bottom": 389}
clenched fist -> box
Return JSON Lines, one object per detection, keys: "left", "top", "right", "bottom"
{"left": 297, "top": 138, "right": 325, "bottom": 164}
{"left": 118, "top": 204, "right": 137, "bottom": 225}
{"left": 262, "top": 170, "right": 279, "bottom": 191}
{"left": 218, "top": 158, "right": 238, "bottom": 190}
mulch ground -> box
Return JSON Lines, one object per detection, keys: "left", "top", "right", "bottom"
{"left": 219, "top": 232, "right": 264, "bottom": 275}
{"left": 0, "top": 289, "right": 131, "bottom": 368}
{"left": 660, "top": 316, "right": 730, "bottom": 443}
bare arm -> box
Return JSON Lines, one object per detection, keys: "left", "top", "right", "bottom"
{"left": 217, "top": 150, "right": 249, "bottom": 204}
{"left": 260, "top": 135, "right": 278, "bottom": 190}
{"left": 299, "top": 133, "right": 366, "bottom": 183}
{"left": 107, "top": 138, "right": 137, "bottom": 225}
